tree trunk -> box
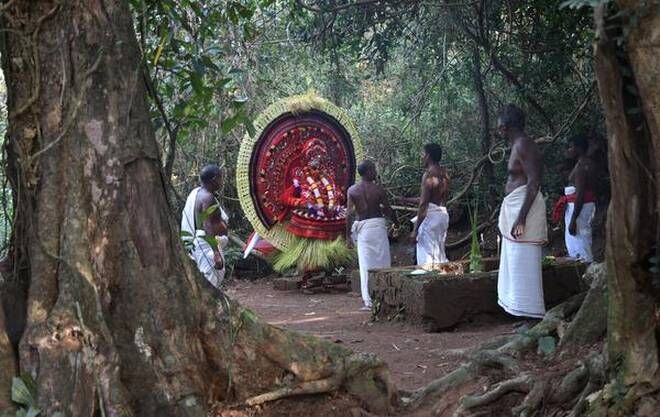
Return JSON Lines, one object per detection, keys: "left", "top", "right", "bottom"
{"left": 0, "top": 2, "right": 394, "bottom": 416}
{"left": 0, "top": 298, "right": 16, "bottom": 411}
{"left": 593, "top": 0, "right": 660, "bottom": 406}
{"left": 471, "top": 45, "right": 495, "bottom": 204}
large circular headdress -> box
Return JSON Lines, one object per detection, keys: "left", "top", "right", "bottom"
{"left": 236, "top": 93, "right": 364, "bottom": 251}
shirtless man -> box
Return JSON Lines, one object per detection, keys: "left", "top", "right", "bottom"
{"left": 346, "top": 161, "right": 396, "bottom": 310}
{"left": 564, "top": 134, "right": 596, "bottom": 262}
{"left": 400, "top": 143, "right": 450, "bottom": 267}
{"left": 496, "top": 104, "right": 548, "bottom": 319}
{"left": 181, "top": 164, "right": 229, "bottom": 288}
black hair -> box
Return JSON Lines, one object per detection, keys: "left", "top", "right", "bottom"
{"left": 498, "top": 104, "right": 526, "bottom": 130}
{"left": 569, "top": 134, "right": 589, "bottom": 154}
{"left": 357, "top": 160, "right": 375, "bottom": 177}
{"left": 423, "top": 143, "right": 443, "bottom": 163}
{"left": 200, "top": 164, "right": 222, "bottom": 184}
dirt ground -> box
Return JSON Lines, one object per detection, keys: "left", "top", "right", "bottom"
{"left": 226, "top": 277, "right": 520, "bottom": 392}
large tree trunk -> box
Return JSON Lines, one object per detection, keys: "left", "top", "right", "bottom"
{"left": 593, "top": 0, "right": 660, "bottom": 409}
{"left": 0, "top": 2, "right": 394, "bottom": 416}
{"left": 0, "top": 299, "right": 16, "bottom": 411}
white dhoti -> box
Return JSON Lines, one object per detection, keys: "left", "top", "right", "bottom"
{"left": 497, "top": 186, "right": 548, "bottom": 318}
{"left": 563, "top": 186, "right": 595, "bottom": 263}
{"left": 413, "top": 204, "right": 449, "bottom": 267}
{"left": 352, "top": 218, "right": 391, "bottom": 307}
{"left": 181, "top": 187, "right": 229, "bottom": 288}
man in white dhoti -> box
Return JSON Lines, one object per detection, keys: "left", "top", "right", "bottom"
{"left": 181, "top": 165, "right": 229, "bottom": 289}
{"left": 496, "top": 105, "right": 548, "bottom": 319}
{"left": 401, "top": 143, "right": 450, "bottom": 268}
{"left": 347, "top": 161, "right": 396, "bottom": 310}
{"left": 563, "top": 134, "right": 596, "bottom": 262}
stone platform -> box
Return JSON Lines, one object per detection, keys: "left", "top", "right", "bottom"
{"left": 370, "top": 260, "right": 588, "bottom": 331}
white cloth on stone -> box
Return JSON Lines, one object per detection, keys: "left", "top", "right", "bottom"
{"left": 413, "top": 203, "right": 449, "bottom": 267}
{"left": 497, "top": 185, "right": 548, "bottom": 318}
{"left": 563, "top": 186, "right": 595, "bottom": 263}
{"left": 352, "top": 217, "right": 391, "bottom": 307}
{"left": 181, "top": 187, "right": 229, "bottom": 288}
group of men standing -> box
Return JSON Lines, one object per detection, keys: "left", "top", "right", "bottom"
{"left": 180, "top": 104, "right": 597, "bottom": 321}
{"left": 348, "top": 103, "right": 596, "bottom": 319}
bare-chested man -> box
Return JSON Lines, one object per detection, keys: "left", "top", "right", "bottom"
{"left": 496, "top": 104, "right": 548, "bottom": 319}
{"left": 563, "top": 134, "right": 596, "bottom": 262}
{"left": 400, "top": 143, "right": 450, "bottom": 267}
{"left": 181, "top": 164, "right": 229, "bottom": 288}
{"left": 346, "top": 161, "right": 396, "bottom": 310}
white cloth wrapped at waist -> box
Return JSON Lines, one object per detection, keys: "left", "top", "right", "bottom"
{"left": 412, "top": 203, "right": 449, "bottom": 266}
{"left": 563, "top": 186, "right": 595, "bottom": 263}
{"left": 352, "top": 217, "right": 391, "bottom": 307}
{"left": 498, "top": 185, "right": 547, "bottom": 244}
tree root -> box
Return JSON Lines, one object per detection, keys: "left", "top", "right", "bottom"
{"left": 408, "top": 349, "right": 520, "bottom": 408}
{"left": 245, "top": 376, "right": 341, "bottom": 406}
{"left": 454, "top": 375, "right": 531, "bottom": 416}
{"left": 217, "top": 304, "right": 397, "bottom": 414}
{"left": 409, "top": 289, "right": 608, "bottom": 417}
{"left": 559, "top": 264, "right": 607, "bottom": 350}
{"left": 498, "top": 292, "right": 586, "bottom": 355}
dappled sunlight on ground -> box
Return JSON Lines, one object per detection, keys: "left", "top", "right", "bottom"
{"left": 227, "top": 277, "right": 518, "bottom": 391}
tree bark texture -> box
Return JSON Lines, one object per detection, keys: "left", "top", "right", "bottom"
{"left": 0, "top": 298, "right": 16, "bottom": 410}
{"left": 0, "top": 2, "right": 395, "bottom": 416}
{"left": 593, "top": 0, "right": 659, "bottom": 395}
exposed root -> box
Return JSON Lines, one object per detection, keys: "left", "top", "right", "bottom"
{"left": 223, "top": 305, "right": 397, "bottom": 414}
{"left": 498, "top": 292, "right": 586, "bottom": 355}
{"left": 245, "top": 376, "right": 341, "bottom": 406}
{"left": 408, "top": 291, "right": 609, "bottom": 417}
{"left": 408, "top": 349, "right": 520, "bottom": 408}
{"left": 559, "top": 264, "right": 607, "bottom": 350}
{"left": 454, "top": 375, "right": 531, "bottom": 416}
{"left": 567, "top": 353, "right": 605, "bottom": 417}
{"left": 512, "top": 380, "right": 548, "bottom": 417}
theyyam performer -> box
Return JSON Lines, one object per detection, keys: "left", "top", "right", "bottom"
{"left": 236, "top": 92, "right": 363, "bottom": 287}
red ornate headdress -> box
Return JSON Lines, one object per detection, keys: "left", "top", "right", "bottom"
{"left": 236, "top": 93, "right": 364, "bottom": 251}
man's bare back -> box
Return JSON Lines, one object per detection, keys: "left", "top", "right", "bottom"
{"left": 347, "top": 181, "right": 390, "bottom": 221}
{"left": 422, "top": 165, "right": 449, "bottom": 206}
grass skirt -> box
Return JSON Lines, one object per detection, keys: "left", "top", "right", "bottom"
{"left": 272, "top": 236, "right": 354, "bottom": 273}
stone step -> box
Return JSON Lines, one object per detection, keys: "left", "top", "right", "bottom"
{"left": 370, "top": 261, "right": 588, "bottom": 331}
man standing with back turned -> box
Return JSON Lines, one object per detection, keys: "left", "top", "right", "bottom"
{"left": 347, "top": 160, "right": 396, "bottom": 310}
{"left": 496, "top": 104, "right": 548, "bottom": 319}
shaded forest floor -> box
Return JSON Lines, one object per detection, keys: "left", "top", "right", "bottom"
{"left": 227, "top": 278, "right": 519, "bottom": 391}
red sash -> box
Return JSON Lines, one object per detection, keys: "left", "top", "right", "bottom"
{"left": 551, "top": 191, "right": 596, "bottom": 223}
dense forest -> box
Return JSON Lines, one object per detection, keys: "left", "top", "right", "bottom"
{"left": 0, "top": 1, "right": 658, "bottom": 417}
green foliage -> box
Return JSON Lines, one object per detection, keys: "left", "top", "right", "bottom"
{"left": 468, "top": 205, "right": 483, "bottom": 273}
{"left": 3, "top": 376, "right": 41, "bottom": 417}
{"left": 116, "top": 0, "right": 605, "bottom": 248}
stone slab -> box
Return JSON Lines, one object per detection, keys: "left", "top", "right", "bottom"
{"left": 370, "top": 261, "right": 588, "bottom": 331}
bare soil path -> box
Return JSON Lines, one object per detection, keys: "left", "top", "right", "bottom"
{"left": 227, "top": 278, "right": 520, "bottom": 391}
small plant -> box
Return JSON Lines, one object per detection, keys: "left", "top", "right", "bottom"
{"left": 468, "top": 204, "right": 483, "bottom": 273}
{"left": 2, "top": 375, "right": 64, "bottom": 417}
